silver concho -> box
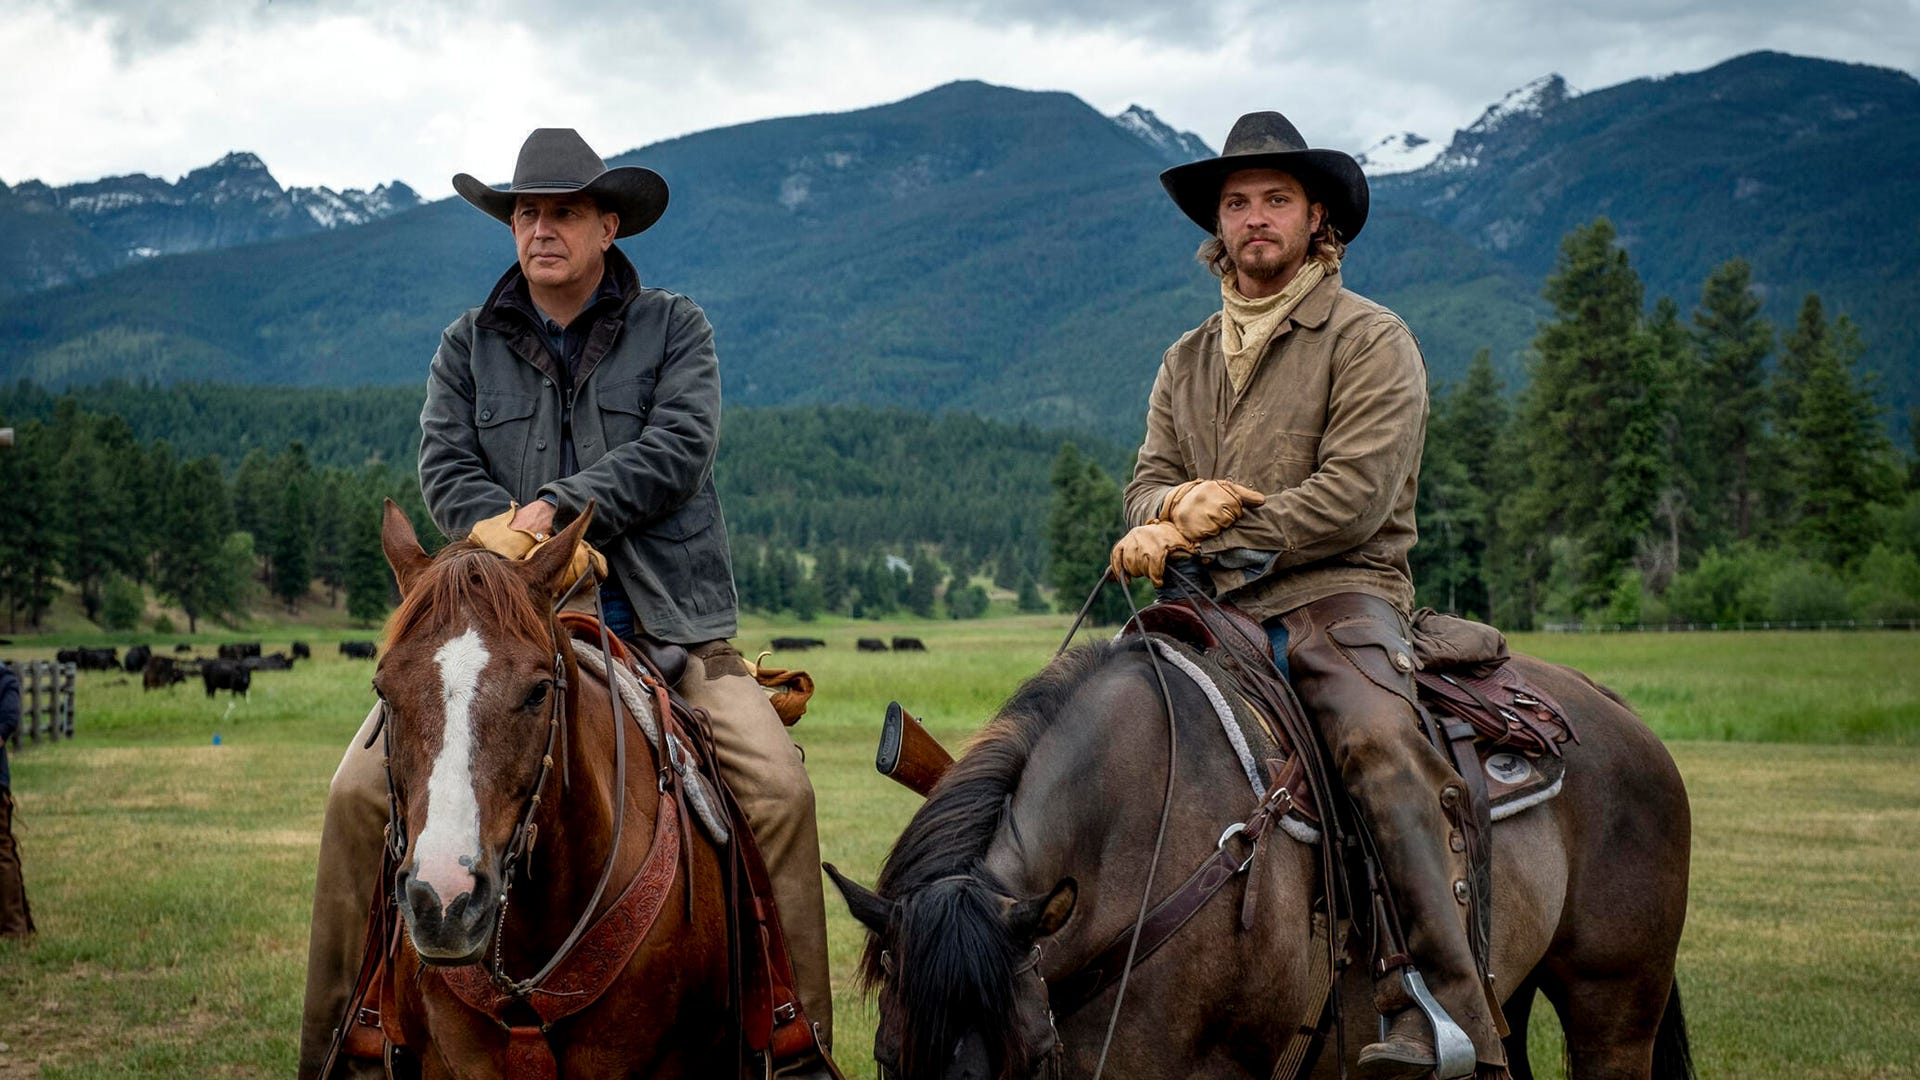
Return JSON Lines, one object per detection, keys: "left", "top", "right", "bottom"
{"left": 1484, "top": 752, "right": 1532, "bottom": 785}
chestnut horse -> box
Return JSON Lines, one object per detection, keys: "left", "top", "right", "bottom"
{"left": 370, "top": 502, "right": 729, "bottom": 1077}
{"left": 829, "top": 637, "right": 1693, "bottom": 1080}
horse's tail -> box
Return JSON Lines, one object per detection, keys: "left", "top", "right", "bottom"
{"left": 1651, "top": 981, "right": 1696, "bottom": 1080}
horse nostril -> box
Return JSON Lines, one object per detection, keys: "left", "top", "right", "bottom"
{"left": 404, "top": 874, "right": 444, "bottom": 917}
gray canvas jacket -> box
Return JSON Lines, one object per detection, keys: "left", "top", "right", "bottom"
{"left": 1124, "top": 270, "right": 1427, "bottom": 621}
{"left": 418, "top": 248, "right": 738, "bottom": 644}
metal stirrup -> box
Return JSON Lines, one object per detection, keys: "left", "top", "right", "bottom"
{"left": 1391, "top": 968, "right": 1477, "bottom": 1079}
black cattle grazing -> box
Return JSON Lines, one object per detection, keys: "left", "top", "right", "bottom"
{"left": 175, "top": 643, "right": 195, "bottom": 653}
{"left": 124, "top": 645, "right": 152, "bottom": 673}
{"left": 218, "top": 642, "right": 262, "bottom": 661}
{"left": 291, "top": 641, "right": 312, "bottom": 660}
{"left": 340, "top": 640, "right": 378, "bottom": 660}
{"left": 891, "top": 636, "right": 928, "bottom": 652}
{"left": 856, "top": 638, "right": 889, "bottom": 653}
{"left": 769, "top": 637, "right": 828, "bottom": 651}
{"left": 143, "top": 655, "right": 188, "bottom": 691}
{"left": 61, "top": 647, "right": 119, "bottom": 671}
{"left": 244, "top": 653, "right": 295, "bottom": 671}
{"left": 202, "top": 659, "right": 251, "bottom": 698}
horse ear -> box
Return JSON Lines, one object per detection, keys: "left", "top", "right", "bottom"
{"left": 523, "top": 501, "right": 596, "bottom": 594}
{"left": 1008, "top": 877, "right": 1077, "bottom": 939}
{"left": 824, "top": 863, "right": 893, "bottom": 934}
{"left": 380, "top": 499, "right": 433, "bottom": 596}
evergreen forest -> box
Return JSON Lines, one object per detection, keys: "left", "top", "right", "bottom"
{"left": 3, "top": 217, "right": 1915, "bottom": 634}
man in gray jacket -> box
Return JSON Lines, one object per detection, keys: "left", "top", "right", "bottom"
{"left": 299, "top": 129, "right": 834, "bottom": 1079}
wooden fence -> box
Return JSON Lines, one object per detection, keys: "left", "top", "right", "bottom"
{"left": 4, "top": 660, "right": 76, "bottom": 749}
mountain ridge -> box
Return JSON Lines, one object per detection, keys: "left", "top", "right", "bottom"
{"left": 1, "top": 51, "right": 1912, "bottom": 440}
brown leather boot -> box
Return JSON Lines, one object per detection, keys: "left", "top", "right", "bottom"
{"left": 1356, "top": 1009, "right": 1436, "bottom": 1080}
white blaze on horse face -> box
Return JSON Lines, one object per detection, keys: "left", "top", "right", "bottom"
{"left": 412, "top": 627, "right": 490, "bottom": 904}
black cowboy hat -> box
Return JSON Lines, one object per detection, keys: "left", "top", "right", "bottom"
{"left": 1160, "top": 111, "right": 1369, "bottom": 242}
{"left": 453, "top": 128, "right": 668, "bottom": 239}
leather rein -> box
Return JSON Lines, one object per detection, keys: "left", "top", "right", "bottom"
{"left": 1040, "top": 569, "right": 1338, "bottom": 1080}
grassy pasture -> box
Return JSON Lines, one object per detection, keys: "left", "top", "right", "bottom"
{"left": 0, "top": 621, "right": 1915, "bottom": 1078}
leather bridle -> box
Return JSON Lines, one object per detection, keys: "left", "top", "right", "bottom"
{"left": 372, "top": 570, "right": 647, "bottom": 999}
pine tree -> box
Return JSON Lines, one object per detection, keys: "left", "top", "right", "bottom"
{"left": 1046, "top": 444, "right": 1132, "bottom": 623}
{"left": 1452, "top": 350, "right": 1511, "bottom": 619}
{"left": 1690, "top": 259, "right": 1773, "bottom": 544}
{"left": 1639, "top": 299, "right": 1692, "bottom": 589}
{"left": 156, "top": 457, "right": 237, "bottom": 634}
{"left": 1780, "top": 302, "right": 1897, "bottom": 565}
{"left": 344, "top": 497, "right": 395, "bottom": 625}
{"left": 231, "top": 448, "right": 280, "bottom": 583}
{"left": 56, "top": 420, "right": 135, "bottom": 622}
{"left": 905, "top": 546, "right": 940, "bottom": 618}
{"left": 1412, "top": 382, "right": 1482, "bottom": 614}
{"left": 1603, "top": 309, "right": 1674, "bottom": 585}
{"left": 1511, "top": 219, "right": 1647, "bottom": 614}
{"left": 271, "top": 473, "right": 316, "bottom": 611}
{"left": 311, "top": 469, "right": 351, "bottom": 608}
{"left": 815, "top": 546, "right": 848, "bottom": 613}
{"left": 1015, "top": 574, "right": 1048, "bottom": 613}
{"left": 0, "top": 420, "right": 61, "bottom": 630}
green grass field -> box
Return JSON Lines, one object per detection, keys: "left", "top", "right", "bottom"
{"left": 1, "top": 620, "right": 1916, "bottom": 1078}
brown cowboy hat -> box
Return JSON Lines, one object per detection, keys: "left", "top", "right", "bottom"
{"left": 453, "top": 128, "right": 668, "bottom": 239}
{"left": 1160, "top": 111, "right": 1369, "bottom": 242}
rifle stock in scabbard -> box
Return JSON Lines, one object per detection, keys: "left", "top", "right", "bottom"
{"left": 876, "top": 701, "right": 955, "bottom": 797}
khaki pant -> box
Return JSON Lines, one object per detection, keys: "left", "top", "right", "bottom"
{"left": 296, "top": 642, "right": 832, "bottom": 1078}
{"left": 0, "top": 789, "right": 33, "bottom": 938}
{"left": 1279, "top": 593, "right": 1503, "bottom": 1069}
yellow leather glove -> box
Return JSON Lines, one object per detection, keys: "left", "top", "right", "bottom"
{"left": 1109, "top": 520, "right": 1196, "bottom": 586}
{"left": 470, "top": 503, "right": 608, "bottom": 589}
{"left": 467, "top": 503, "right": 541, "bottom": 559}
{"left": 1160, "top": 479, "right": 1267, "bottom": 542}
{"left": 529, "top": 533, "right": 610, "bottom": 590}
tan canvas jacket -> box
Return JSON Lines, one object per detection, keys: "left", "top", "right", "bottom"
{"left": 1124, "top": 269, "right": 1427, "bottom": 621}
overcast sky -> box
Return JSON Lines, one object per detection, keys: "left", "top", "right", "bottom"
{"left": 4, "top": 0, "right": 1915, "bottom": 193}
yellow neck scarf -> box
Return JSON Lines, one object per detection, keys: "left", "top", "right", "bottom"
{"left": 1220, "top": 258, "right": 1332, "bottom": 395}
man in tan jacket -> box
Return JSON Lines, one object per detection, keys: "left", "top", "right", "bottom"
{"left": 1112, "top": 112, "right": 1503, "bottom": 1079}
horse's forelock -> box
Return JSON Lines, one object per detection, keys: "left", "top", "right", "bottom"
{"left": 893, "top": 875, "right": 1024, "bottom": 1079}
{"left": 383, "top": 544, "right": 553, "bottom": 657}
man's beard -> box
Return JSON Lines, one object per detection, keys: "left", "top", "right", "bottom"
{"left": 1233, "top": 235, "right": 1297, "bottom": 282}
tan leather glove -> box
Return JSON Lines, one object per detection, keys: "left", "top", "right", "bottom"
{"left": 1109, "top": 520, "right": 1196, "bottom": 586}
{"left": 529, "top": 534, "right": 610, "bottom": 591}
{"left": 1160, "top": 479, "right": 1267, "bottom": 542}
{"left": 471, "top": 503, "right": 608, "bottom": 589}
{"left": 467, "top": 503, "right": 542, "bottom": 559}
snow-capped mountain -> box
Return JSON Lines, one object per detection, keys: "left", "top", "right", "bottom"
{"left": 1428, "top": 74, "right": 1581, "bottom": 172}
{"left": 1111, "top": 105, "right": 1212, "bottom": 163}
{"left": 1355, "top": 131, "right": 1444, "bottom": 176}
{"left": 1355, "top": 74, "right": 1581, "bottom": 179}
{"left": 0, "top": 152, "right": 419, "bottom": 289}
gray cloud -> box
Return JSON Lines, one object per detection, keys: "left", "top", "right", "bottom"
{"left": 4, "top": 0, "right": 1913, "bottom": 190}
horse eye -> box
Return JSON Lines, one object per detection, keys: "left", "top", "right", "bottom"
{"left": 523, "top": 682, "right": 550, "bottom": 710}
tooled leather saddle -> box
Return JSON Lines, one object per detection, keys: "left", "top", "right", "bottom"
{"left": 1122, "top": 599, "right": 1577, "bottom": 835}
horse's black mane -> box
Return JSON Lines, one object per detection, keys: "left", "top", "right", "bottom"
{"left": 860, "top": 638, "right": 1143, "bottom": 1075}
{"left": 868, "top": 638, "right": 1131, "bottom": 918}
